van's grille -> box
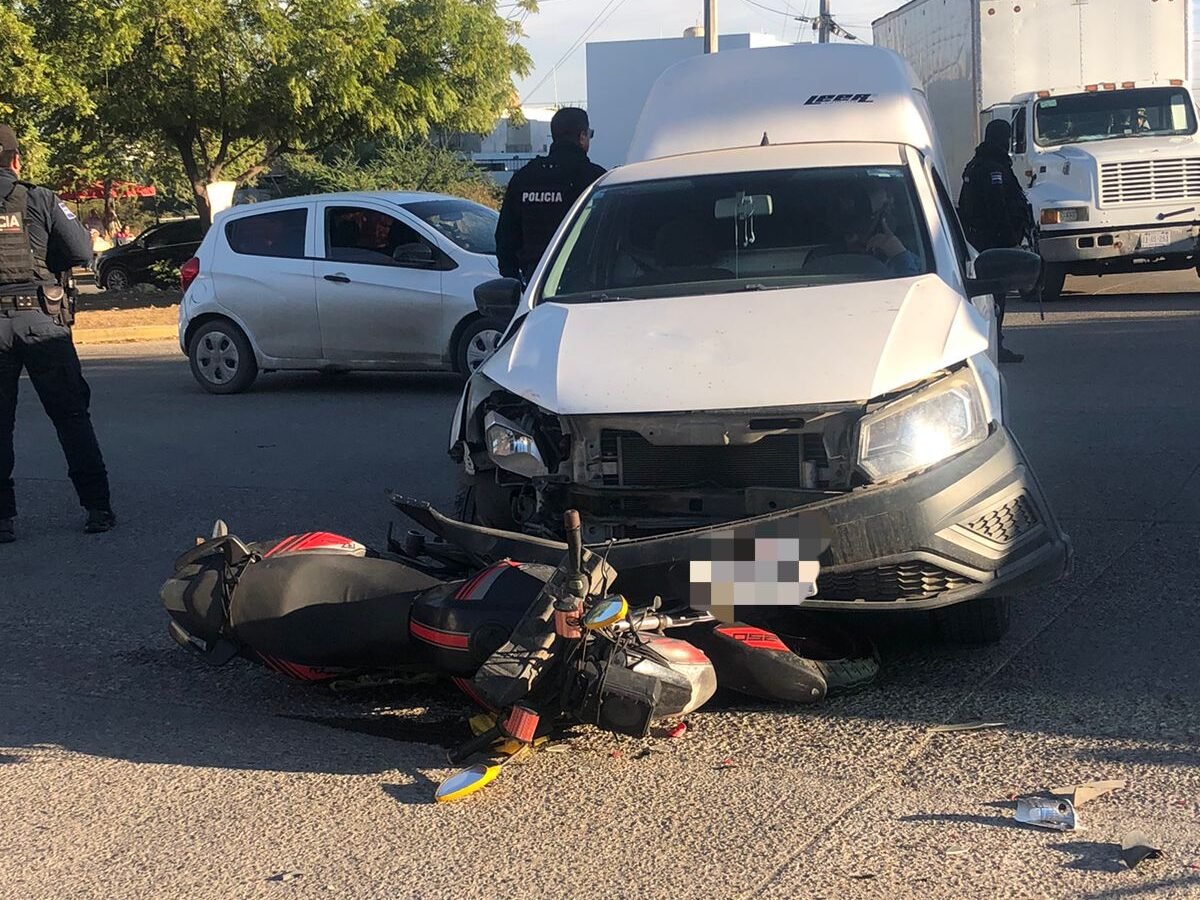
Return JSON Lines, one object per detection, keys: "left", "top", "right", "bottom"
{"left": 1099, "top": 158, "right": 1200, "bottom": 206}
{"left": 962, "top": 494, "right": 1039, "bottom": 544}
{"left": 599, "top": 430, "right": 827, "bottom": 489}
{"left": 813, "top": 563, "right": 977, "bottom": 601}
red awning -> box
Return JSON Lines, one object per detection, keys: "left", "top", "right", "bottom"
{"left": 58, "top": 181, "right": 158, "bottom": 201}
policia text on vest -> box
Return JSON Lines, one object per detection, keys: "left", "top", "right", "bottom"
{"left": 0, "top": 123, "right": 115, "bottom": 542}
{"left": 494, "top": 107, "right": 606, "bottom": 285}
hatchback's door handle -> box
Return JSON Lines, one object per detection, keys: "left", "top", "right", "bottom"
{"left": 323, "top": 273, "right": 351, "bottom": 284}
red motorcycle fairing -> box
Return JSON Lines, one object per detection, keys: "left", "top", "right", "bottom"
{"left": 260, "top": 532, "right": 367, "bottom": 558}
{"left": 688, "top": 623, "right": 829, "bottom": 704}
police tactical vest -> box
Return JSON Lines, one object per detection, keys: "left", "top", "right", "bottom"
{"left": 0, "top": 183, "right": 38, "bottom": 287}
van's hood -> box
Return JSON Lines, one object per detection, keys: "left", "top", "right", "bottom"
{"left": 479, "top": 276, "right": 988, "bottom": 415}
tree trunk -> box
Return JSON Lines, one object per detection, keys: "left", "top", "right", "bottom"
{"left": 102, "top": 178, "right": 114, "bottom": 229}
{"left": 193, "top": 182, "right": 213, "bottom": 233}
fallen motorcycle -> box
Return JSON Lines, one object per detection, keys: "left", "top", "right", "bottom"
{"left": 161, "top": 504, "right": 879, "bottom": 796}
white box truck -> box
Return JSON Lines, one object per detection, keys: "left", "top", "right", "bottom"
{"left": 874, "top": 0, "right": 1200, "bottom": 298}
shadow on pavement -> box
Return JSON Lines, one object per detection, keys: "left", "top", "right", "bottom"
{"left": 1050, "top": 840, "right": 1126, "bottom": 874}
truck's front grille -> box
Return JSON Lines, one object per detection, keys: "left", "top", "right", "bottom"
{"left": 1099, "top": 157, "right": 1200, "bottom": 206}
{"left": 599, "top": 430, "right": 827, "bottom": 489}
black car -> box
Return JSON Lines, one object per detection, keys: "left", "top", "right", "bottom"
{"left": 96, "top": 218, "right": 203, "bottom": 291}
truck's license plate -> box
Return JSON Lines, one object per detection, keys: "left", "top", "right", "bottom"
{"left": 1141, "top": 230, "right": 1171, "bottom": 249}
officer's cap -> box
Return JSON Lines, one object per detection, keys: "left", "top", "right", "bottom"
{"left": 0, "top": 125, "right": 18, "bottom": 155}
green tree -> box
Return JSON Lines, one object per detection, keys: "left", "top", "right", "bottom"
{"left": 273, "top": 138, "right": 502, "bottom": 207}
{"left": 30, "top": 0, "right": 530, "bottom": 228}
{"left": 0, "top": 0, "right": 89, "bottom": 181}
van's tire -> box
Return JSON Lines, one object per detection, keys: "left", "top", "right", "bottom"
{"left": 1041, "top": 264, "right": 1067, "bottom": 302}
{"left": 454, "top": 317, "right": 507, "bottom": 375}
{"left": 933, "top": 596, "right": 1011, "bottom": 645}
{"left": 188, "top": 319, "right": 258, "bottom": 394}
{"left": 453, "top": 470, "right": 517, "bottom": 529}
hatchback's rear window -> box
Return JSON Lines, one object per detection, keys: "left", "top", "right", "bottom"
{"left": 225, "top": 208, "right": 307, "bottom": 259}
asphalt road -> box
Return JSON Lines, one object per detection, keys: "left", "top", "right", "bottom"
{"left": 2, "top": 272, "right": 1199, "bottom": 899}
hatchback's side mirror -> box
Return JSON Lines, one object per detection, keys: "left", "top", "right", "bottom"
{"left": 474, "top": 277, "right": 523, "bottom": 319}
{"left": 393, "top": 242, "right": 436, "bottom": 266}
{"left": 966, "top": 248, "right": 1042, "bottom": 296}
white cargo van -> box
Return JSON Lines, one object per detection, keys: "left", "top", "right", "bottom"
{"left": 417, "top": 44, "right": 1071, "bottom": 643}
{"left": 874, "top": 0, "right": 1200, "bottom": 299}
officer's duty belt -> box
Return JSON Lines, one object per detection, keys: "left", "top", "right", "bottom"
{"left": 0, "top": 295, "right": 41, "bottom": 311}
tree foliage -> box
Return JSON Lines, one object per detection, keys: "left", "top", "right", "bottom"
{"left": 273, "top": 138, "right": 502, "bottom": 207}
{"left": 16, "top": 0, "right": 529, "bottom": 227}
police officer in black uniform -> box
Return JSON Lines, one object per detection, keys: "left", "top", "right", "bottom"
{"left": 495, "top": 107, "right": 606, "bottom": 284}
{"left": 0, "top": 124, "right": 114, "bottom": 542}
{"left": 959, "top": 118, "right": 1031, "bottom": 364}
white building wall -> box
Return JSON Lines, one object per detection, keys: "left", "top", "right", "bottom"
{"left": 585, "top": 33, "right": 789, "bottom": 170}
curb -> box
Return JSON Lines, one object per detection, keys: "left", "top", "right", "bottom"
{"left": 73, "top": 325, "right": 178, "bottom": 345}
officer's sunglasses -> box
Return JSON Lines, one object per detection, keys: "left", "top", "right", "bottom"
{"left": 587, "top": 129, "right": 595, "bottom": 138}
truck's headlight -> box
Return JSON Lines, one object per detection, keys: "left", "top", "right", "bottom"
{"left": 1041, "top": 207, "right": 1089, "bottom": 225}
{"left": 484, "top": 411, "right": 548, "bottom": 478}
{"left": 858, "top": 370, "right": 989, "bottom": 482}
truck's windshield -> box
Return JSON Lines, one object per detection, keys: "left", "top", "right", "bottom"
{"left": 1034, "top": 87, "right": 1197, "bottom": 147}
{"left": 540, "top": 166, "right": 931, "bottom": 303}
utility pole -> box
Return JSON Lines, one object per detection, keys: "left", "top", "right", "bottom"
{"left": 704, "top": 0, "right": 717, "bottom": 53}
{"left": 817, "top": 0, "right": 831, "bottom": 43}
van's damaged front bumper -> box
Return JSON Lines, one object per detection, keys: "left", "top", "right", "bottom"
{"left": 399, "top": 426, "right": 1071, "bottom": 611}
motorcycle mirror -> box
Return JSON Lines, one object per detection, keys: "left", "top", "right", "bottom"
{"left": 434, "top": 763, "right": 501, "bottom": 803}
{"left": 583, "top": 595, "right": 629, "bottom": 631}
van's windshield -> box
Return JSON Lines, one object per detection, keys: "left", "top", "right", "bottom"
{"left": 1034, "top": 87, "right": 1197, "bottom": 146}
{"left": 540, "top": 166, "right": 931, "bottom": 303}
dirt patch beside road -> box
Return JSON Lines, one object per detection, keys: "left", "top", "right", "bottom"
{"left": 73, "top": 280, "right": 180, "bottom": 343}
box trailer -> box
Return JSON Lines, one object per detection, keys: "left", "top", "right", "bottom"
{"left": 875, "top": 0, "right": 1199, "bottom": 297}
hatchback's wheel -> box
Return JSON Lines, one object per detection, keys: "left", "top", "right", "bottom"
{"left": 455, "top": 317, "right": 506, "bottom": 374}
{"left": 934, "top": 596, "right": 1011, "bottom": 645}
{"left": 102, "top": 266, "right": 130, "bottom": 292}
{"left": 188, "top": 320, "right": 258, "bottom": 394}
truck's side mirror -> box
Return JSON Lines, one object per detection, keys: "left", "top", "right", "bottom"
{"left": 967, "top": 248, "right": 1042, "bottom": 296}
{"left": 474, "top": 277, "right": 523, "bottom": 320}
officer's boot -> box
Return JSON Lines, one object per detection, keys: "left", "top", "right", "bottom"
{"left": 84, "top": 508, "right": 116, "bottom": 534}
{"left": 0, "top": 518, "right": 14, "bottom": 543}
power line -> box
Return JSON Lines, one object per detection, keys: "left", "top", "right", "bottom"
{"left": 520, "top": 0, "right": 633, "bottom": 103}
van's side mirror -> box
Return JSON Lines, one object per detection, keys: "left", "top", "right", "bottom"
{"left": 966, "top": 248, "right": 1042, "bottom": 297}
{"left": 474, "top": 277, "right": 523, "bottom": 319}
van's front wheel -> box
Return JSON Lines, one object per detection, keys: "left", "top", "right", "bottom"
{"left": 933, "top": 596, "right": 1011, "bottom": 645}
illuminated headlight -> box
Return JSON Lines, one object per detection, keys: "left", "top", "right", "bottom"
{"left": 858, "top": 370, "right": 989, "bottom": 482}
{"left": 484, "top": 411, "right": 548, "bottom": 478}
{"left": 1041, "top": 207, "right": 1089, "bottom": 225}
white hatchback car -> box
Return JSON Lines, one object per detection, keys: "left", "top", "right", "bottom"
{"left": 179, "top": 191, "right": 505, "bottom": 393}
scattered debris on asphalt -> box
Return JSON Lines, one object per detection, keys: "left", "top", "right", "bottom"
{"left": 632, "top": 747, "right": 655, "bottom": 760}
{"left": 666, "top": 721, "right": 689, "bottom": 739}
{"left": 945, "top": 847, "right": 970, "bottom": 857}
{"left": 1050, "top": 779, "right": 1126, "bottom": 808}
{"left": 929, "top": 721, "right": 1007, "bottom": 734}
{"left": 266, "top": 871, "right": 304, "bottom": 883}
{"left": 1120, "top": 831, "right": 1163, "bottom": 870}
{"left": 1015, "top": 797, "right": 1078, "bottom": 831}
{"left": 713, "top": 757, "right": 738, "bottom": 771}
{"left": 542, "top": 743, "right": 572, "bottom": 754}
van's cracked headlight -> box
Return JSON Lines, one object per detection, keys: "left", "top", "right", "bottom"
{"left": 857, "top": 370, "right": 989, "bottom": 482}
{"left": 484, "top": 411, "right": 548, "bottom": 477}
